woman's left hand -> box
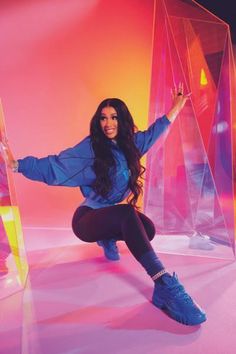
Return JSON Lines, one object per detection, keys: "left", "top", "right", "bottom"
{"left": 166, "top": 82, "right": 191, "bottom": 122}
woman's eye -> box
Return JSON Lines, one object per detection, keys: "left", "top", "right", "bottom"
{"left": 112, "top": 116, "right": 118, "bottom": 120}
{"left": 100, "top": 116, "right": 106, "bottom": 121}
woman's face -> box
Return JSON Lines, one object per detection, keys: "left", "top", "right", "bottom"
{"left": 100, "top": 106, "right": 118, "bottom": 140}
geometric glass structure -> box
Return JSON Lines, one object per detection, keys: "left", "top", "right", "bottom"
{"left": 144, "top": 0, "right": 236, "bottom": 259}
{"left": 0, "top": 100, "right": 28, "bottom": 298}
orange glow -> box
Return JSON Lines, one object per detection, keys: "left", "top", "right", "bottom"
{"left": 0, "top": 0, "right": 154, "bottom": 227}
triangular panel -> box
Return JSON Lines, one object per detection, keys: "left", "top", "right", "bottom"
{"left": 144, "top": 0, "right": 235, "bottom": 259}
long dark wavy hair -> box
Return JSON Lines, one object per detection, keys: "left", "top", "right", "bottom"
{"left": 90, "top": 98, "right": 145, "bottom": 208}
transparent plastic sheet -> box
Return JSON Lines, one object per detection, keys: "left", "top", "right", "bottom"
{"left": 144, "top": 0, "right": 235, "bottom": 259}
{"left": 0, "top": 101, "right": 28, "bottom": 298}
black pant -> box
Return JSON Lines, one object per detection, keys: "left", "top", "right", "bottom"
{"left": 72, "top": 204, "right": 156, "bottom": 260}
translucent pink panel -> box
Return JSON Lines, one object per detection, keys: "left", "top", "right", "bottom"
{"left": 0, "top": 102, "right": 28, "bottom": 298}
{"left": 144, "top": 0, "right": 235, "bottom": 259}
{"left": 0, "top": 104, "right": 17, "bottom": 206}
{"left": 164, "top": 0, "right": 224, "bottom": 23}
{"left": 0, "top": 156, "right": 10, "bottom": 205}
{"left": 230, "top": 41, "right": 236, "bottom": 242}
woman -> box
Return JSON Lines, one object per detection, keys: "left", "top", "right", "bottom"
{"left": 1, "top": 84, "right": 206, "bottom": 325}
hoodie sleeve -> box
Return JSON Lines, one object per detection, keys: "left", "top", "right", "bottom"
{"left": 17, "top": 136, "right": 96, "bottom": 187}
{"left": 134, "top": 115, "right": 171, "bottom": 156}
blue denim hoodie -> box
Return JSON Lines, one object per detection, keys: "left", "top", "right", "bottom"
{"left": 18, "top": 115, "right": 170, "bottom": 208}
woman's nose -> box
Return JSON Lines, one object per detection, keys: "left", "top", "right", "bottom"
{"left": 106, "top": 118, "right": 113, "bottom": 125}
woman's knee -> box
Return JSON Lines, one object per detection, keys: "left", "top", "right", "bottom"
{"left": 72, "top": 222, "right": 93, "bottom": 242}
{"left": 138, "top": 213, "right": 156, "bottom": 241}
{"left": 146, "top": 222, "right": 156, "bottom": 241}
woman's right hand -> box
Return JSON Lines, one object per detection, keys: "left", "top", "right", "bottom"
{"left": 0, "top": 138, "right": 18, "bottom": 171}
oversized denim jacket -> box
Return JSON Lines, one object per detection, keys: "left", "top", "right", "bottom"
{"left": 18, "top": 115, "right": 170, "bottom": 208}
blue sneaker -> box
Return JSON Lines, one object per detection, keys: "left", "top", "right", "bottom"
{"left": 152, "top": 272, "right": 206, "bottom": 325}
{"left": 97, "top": 239, "right": 120, "bottom": 261}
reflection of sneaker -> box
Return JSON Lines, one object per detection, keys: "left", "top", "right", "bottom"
{"left": 152, "top": 273, "right": 206, "bottom": 325}
{"left": 189, "top": 232, "right": 214, "bottom": 250}
{"left": 97, "top": 239, "right": 120, "bottom": 261}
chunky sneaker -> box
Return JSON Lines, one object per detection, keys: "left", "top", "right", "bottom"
{"left": 97, "top": 239, "right": 120, "bottom": 261}
{"left": 189, "top": 232, "right": 214, "bottom": 250}
{"left": 152, "top": 272, "right": 206, "bottom": 325}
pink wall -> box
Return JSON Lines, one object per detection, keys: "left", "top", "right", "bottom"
{"left": 0, "top": 0, "right": 154, "bottom": 227}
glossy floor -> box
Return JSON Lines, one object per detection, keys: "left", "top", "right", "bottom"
{"left": 0, "top": 229, "right": 236, "bottom": 354}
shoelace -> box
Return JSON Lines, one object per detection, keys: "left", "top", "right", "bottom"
{"left": 165, "top": 276, "right": 194, "bottom": 304}
{"left": 108, "top": 240, "right": 118, "bottom": 250}
{"left": 101, "top": 239, "right": 117, "bottom": 251}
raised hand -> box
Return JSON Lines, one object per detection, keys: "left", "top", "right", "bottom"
{"left": 166, "top": 82, "right": 191, "bottom": 122}
{"left": 0, "top": 138, "right": 18, "bottom": 171}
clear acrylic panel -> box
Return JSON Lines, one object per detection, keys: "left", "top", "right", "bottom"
{"left": 144, "top": 0, "right": 235, "bottom": 259}
{"left": 0, "top": 100, "right": 28, "bottom": 298}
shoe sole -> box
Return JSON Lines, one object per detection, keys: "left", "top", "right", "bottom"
{"left": 104, "top": 253, "right": 120, "bottom": 261}
{"left": 152, "top": 297, "right": 207, "bottom": 326}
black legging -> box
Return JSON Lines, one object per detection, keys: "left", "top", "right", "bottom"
{"left": 72, "top": 204, "right": 156, "bottom": 261}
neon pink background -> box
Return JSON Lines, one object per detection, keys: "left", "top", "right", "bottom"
{"left": 0, "top": 0, "right": 154, "bottom": 227}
